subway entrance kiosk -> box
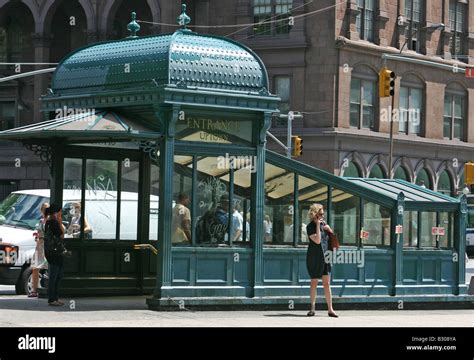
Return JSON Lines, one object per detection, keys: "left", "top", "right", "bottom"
{"left": 0, "top": 8, "right": 469, "bottom": 309}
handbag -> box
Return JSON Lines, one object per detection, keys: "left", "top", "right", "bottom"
{"left": 327, "top": 230, "right": 340, "bottom": 250}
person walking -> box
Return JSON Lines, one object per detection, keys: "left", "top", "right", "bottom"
{"left": 305, "top": 203, "right": 338, "bottom": 317}
{"left": 44, "top": 204, "right": 66, "bottom": 306}
{"left": 29, "top": 202, "right": 50, "bottom": 297}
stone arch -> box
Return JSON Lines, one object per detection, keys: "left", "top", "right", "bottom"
{"left": 414, "top": 159, "right": 435, "bottom": 189}
{"left": 367, "top": 154, "right": 388, "bottom": 178}
{"left": 39, "top": 0, "right": 93, "bottom": 33}
{"left": 393, "top": 157, "right": 414, "bottom": 182}
{"left": 102, "top": 0, "right": 158, "bottom": 39}
{"left": 339, "top": 152, "right": 365, "bottom": 177}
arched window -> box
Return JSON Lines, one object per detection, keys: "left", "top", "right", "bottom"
{"left": 368, "top": 164, "right": 385, "bottom": 178}
{"left": 394, "top": 166, "right": 409, "bottom": 181}
{"left": 437, "top": 170, "right": 453, "bottom": 196}
{"left": 50, "top": 0, "right": 87, "bottom": 62}
{"left": 343, "top": 161, "right": 361, "bottom": 177}
{"left": 111, "top": 0, "right": 154, "bottom": 40}
{"left": 416, "top": 168, "right": 432, "bottom": 189}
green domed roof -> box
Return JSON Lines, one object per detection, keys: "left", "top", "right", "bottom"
{"left": 51, "top": 29, "right": 269, "bottom": 96}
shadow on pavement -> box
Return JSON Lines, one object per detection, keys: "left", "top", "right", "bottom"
{"left": 0, "top": 296, "right": 149, "bottom": 312}
{"left": 264, "top": 313, "right": 309, "bottom": 318}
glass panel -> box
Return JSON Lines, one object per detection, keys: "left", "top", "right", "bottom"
{"left": 253, "top": 0, "right": 272, "bottom": 35}
{"left": 222, "top": 164, "right": 252, "bottom": 244}
{"left": 399, "top": 87, "right": 409, "bottom": 133}
{"left": 363, "top": 201, "right": 391, "bottom": 246}
{"left": 420, "top": 212, "right": 437, "bottom": 247}
{"left": 331, "top": 188, "right": 360, "bottom": 245}
{"left": 350, "top": 79, "right": 361, "bottom": 127}
{"left": 443, "top": 117, "right": 451, "bottom": 138}
{"left": 275, "top": 0, "right": 292, "bottom": 34}
{"left": 175, "top": 114, "right": 253, "bottom": 145}
{"left": 264, "top": 168, "right": 294, "bottom": 245}
{"left": 409, "top": 88, "right": 422, "bottom": 135}
{"left": 454, "top": 95, "right": 463, "bottom": 118}
{"left": 350, "top": 104, "right": 360, "bottom": 128}
{"left": 84, "top": 159, "right": 118, "bottom": 240}
{"left": 453, "top": 118, "right": 463, "bottom": 140}
{"left": 0, "top": 193, "right": 47, "bottom": 230}
{"left": 63, "top": 158, "right": 83, "bottom": 239}
{"left": 120, "top": 160, "right": 139, "bottom": 240}
{"left": 444, "top": 95, "right": 452, "bottom": 116}
{"left": 149, "top": 163, "right": 159, "bottom": 241}
{"left": 195, "top": 157, "right": 230, "bottom": 244}
{"left": 438, "top": 212, "right": 453, "bottom": 248}
{"left": 403, "top": 211, "right": 418, "bottom": 247}
{"left": 0, "top": 102, "right": 15, "bottom": 131}
{"left": 298, "top": 176, "right": 328, "bottom": 245}
{"left": 172, "top": 157, "right": 192, "bottom": 245}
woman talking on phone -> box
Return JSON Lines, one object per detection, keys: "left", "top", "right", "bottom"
{"left": 306, "top": 203, "right": 338, "bottom": 317}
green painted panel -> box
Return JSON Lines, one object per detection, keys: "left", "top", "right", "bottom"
{"left": 234, "top": 259, "right": 250, "bottom": 284}
{"left": 440, "top": 260, "right": 454, "bottom": 282}
{"left": 264, "top": 259, "right": 292, "bottom": 281}
{"left": 63, "top": 249, "right": 80, "bottom": 273}
{"left": 403, "top": 260, "right": 418, "bottom": 281}
{"left": 119, "top": 250, "right": 137, "bottom": 274}
{"left": 422, "top": 260, "right": 436, "bottom": 281}
{"left": 332, "top": 263, "right": 359, "bottom": 281}
{"left": 196, "top": 259, "right": 227, "bottom": 282}
{"left": 173, "top": 258, "right": 191, "bottom": 282}
{"left": 298, "top": 259, "right": 310, "bottom": 281}
{"left": 84, "top": 250, "right": 115, "bottom": 273}
{"left": 364, "top": 260, "right": 391, "bottom": 282}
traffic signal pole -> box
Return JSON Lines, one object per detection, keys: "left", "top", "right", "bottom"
{"left": 286, "top": 111, "right": 293, "bottom": 158}
{"left": 388, "top": 93, "right": 395, "bottom": 179}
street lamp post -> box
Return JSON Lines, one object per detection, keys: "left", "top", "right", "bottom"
{"left": 386, "top": 23, "right": 445, "bottom": 178}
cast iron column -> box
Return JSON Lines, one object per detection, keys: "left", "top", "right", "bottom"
{"left": 251, "top": 112, "right": 272, "bottom": 297}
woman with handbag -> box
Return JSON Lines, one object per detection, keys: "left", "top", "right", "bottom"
{"left": 44, "top": 204, "right": 66, "bottom": 306}
{"left": 305, "top": 203, "right": 338, "bottom": 317}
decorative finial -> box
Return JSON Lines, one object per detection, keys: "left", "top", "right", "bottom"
{"left": 127, "top": 12, "right": 140, "bottom": 38}
{"left": 177, "top": 4, "right": 191, "bottom": 29}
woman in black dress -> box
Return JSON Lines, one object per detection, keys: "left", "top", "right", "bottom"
{"left": 306, "top": 203, "right": 338, "bottom": 317}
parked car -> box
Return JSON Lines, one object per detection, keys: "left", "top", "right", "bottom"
{"left": 0, "top": 189, "right": 158, "bottom": 294}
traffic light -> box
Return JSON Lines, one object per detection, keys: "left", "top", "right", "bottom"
{"left": 291, "top": 135, "right": 303, "bottom": 157}
{"left": 465, "top": 162, "right": 474, "bottom": 185}
{"left": 379, "top": 67, "right": 396, "bottom": 98}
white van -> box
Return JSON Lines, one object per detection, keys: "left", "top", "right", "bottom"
{"left": 0, "top": 189, "right": 158, "bottom": 294}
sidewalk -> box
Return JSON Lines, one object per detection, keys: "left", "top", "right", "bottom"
{"left": 0, "top": 295, "right": 472, "bottom": 327}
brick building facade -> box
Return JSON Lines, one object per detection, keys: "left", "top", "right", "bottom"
{"left": 0, "top": 0, "right": 473, "bottom": 199}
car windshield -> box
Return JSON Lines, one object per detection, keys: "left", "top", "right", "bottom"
{"left": 0, "top": 193, "right": 48, "bottom": 230}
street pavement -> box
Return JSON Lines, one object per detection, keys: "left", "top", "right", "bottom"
{"left": 0, "top": 257, "right": 471, "bottom": 327}
{"left": 0, "top": 294, "right": 471, "bottom": 327}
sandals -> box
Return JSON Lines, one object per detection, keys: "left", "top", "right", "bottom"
{"left": 48, "top": 300, "right": 64, "bottom": 306}
{"left": 307, "top": 310, "right": 315, "bottom": 317}
{"left": 328, "top": 312, "right": 339, "bottom": 318}
{"left": 27, "top": 292, "right": 38, "bottom": 298}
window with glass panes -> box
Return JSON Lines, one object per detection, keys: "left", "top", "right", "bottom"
{"left": 444, "top": 93, "right": 465, "bottom": 141}
{"left": 449, "top": 0, "right": 467, "bottom": 61}
{"left": 399, "top": 86, "right": 422, "bottom": 135}
{"left": 0, "top": 101, "right": 15, "bottom": 131}
{"left": 253, "top": 0, "right": 293, "bottom": 36}
{"left": 405, "top": 0, "right": 424, "bottom": 53}
{"left": 356, "top": 0, "right": 375, "bottom": 41}
{"left": 350, "top": 78, "right": 376, "bottom": 130}
{"left": 274, "top": 76, "right": 291, "bottom": 126}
